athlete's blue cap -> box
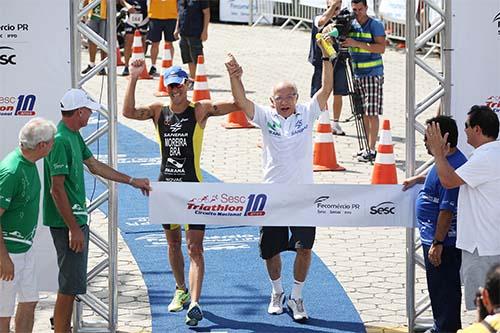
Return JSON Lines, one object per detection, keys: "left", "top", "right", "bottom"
{"left": 164, "top": 66, "right": 189, "bottom": 86}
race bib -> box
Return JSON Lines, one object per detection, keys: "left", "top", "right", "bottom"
{"left": 129, "top": 13, "right": 143, "bottom": 24}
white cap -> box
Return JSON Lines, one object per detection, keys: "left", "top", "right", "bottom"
{"left": 60, "top": 89, "right": 101, "bottom": 112}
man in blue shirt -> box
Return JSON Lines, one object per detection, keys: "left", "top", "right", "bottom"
{"left": 403, "top": 116, "right": 467, "bottom": 333}
{"left": 343, "top": 0, "right": 385, "bottom": 162}
{"left": 174, "top": 0, "right": 210, "bottom": 80}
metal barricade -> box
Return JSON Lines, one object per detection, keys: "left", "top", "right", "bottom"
{"left": 252, "top": 0, "right": 323, "bottom": 31}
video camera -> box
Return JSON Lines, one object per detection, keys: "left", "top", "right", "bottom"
{"left": 331, "top": 8, "right": 356, "bottom": 42}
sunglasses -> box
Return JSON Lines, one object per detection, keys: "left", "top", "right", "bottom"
{"left": 465, "top": 121, "right": 470, "bottom": 129}
{"left": 168, "top": 82, "right": 184, "bottom": 89}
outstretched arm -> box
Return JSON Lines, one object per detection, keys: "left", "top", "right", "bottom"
{"left": 225, "top": 54, "right": 255, "bottom": 119}
{"left": 313, "top": 37, "right": 334, "bottom": 110}
{"left": 123, "top": 59, "right": 161, "bottom": 121}
{"left": 84, "top": 156, "right": 152, "bottom": 196}
{"left": 195, "top": 100, "right": 240, "bottom": 128}
{"left": 317, "top": 0, "right": 341, "bottom": 27}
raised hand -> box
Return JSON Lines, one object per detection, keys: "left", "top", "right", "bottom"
{"left": 130, "top": 59, "right": 146, "bottom": 79}
{"left": 225, "top": 53, "right": 243, "bottom": 79}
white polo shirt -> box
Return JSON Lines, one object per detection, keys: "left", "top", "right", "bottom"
{"left": 455, "top": 140, "right": 500, "bottom": 256}
{"left": 252, "top": 96, "right": 324, "bottom": 184}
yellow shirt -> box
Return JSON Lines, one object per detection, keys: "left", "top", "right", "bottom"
{"left": 148, "top": 0, "right": 177, "bottom": 20}
{"left": 458, "top": 314, "right": 500, "bottom": 333}
{"left": 90, "top": 0, "right": 107, "bottom": 20}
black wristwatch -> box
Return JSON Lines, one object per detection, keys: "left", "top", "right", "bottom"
{"left": 432, "top": 239, "right": 444, "bottom": 246}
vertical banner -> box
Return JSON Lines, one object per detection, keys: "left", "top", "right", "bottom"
{"left": 1, "top": 1, "right": 71, "bottom": 291}
{"left": 450, "top": 0, "right": 500, "bottom": 153}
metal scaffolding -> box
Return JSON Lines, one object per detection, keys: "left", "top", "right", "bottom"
{"left": 405, "top": 0, "right": 452, "bottom": 331}
{"left": 69, "top": 0, "right": 118, "bottom": 331}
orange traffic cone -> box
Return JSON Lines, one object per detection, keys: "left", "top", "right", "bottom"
{"left": 131, "top": 30, "right": 151, "bottom": 80}
{"left": 154, "top": 42, "right": 173, "bottom": 97}
{"left": 116, "top": 46, "right": 125, "bottom": 66}
{"left": 313, "top": 111, "right": 345, "bottom": 171}
{"left": 192, "top": 55, "right": 211, "bottom": 102}
{"left": 222, "top": 111, "right": 255, "bottom": 129}
{"left": 371, "top": 119, "right": 398, "bottom": 184}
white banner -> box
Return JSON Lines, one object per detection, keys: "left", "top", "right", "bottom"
{"left": 378, "top": 0, "right": 417, "bottom": 24}
{"left": 450, "top": 0, "right": 500, "bottom": 154}
{"left": 149, "top": 183, "right": 418, "bottom": 227}
{"left": 220, "top": 0, "right": 271, "bottom": 23}
{"left": 1, "top": 1, "right": 71, "bottom": 291}
{"left": 299, "top": 0, "right": 326, "bottom": 9}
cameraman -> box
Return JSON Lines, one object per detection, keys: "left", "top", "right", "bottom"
{"left": 458, "top": 263, "right": 500, "bottom": 332}
{"left": 342, "top": 0, "right": 385, "bottom": 162}
{"left": 308, "top": 0, "right": 347, "bottom": 135}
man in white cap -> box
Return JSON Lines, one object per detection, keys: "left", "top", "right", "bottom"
{"left": 44, "top": 88, "right": 152, "bottom": 332}
{"left": 123, "top": 59, "right": 239, "bottom": 326}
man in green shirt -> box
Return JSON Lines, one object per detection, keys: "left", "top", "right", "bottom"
{"left": 44, "top": 88, "right": 152, "bottom": 333}
{"left": 0, "top": 118, "right": 57, "bottom": 333}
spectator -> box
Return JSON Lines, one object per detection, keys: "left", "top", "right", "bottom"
{"left": 458, "top": 263, "right": 500, "bottom": 332}
{"left": 225, "top": 39, "right": 333, "bottom": 322}
{"left": 147, "top": 0, "right": 178, "bottom": 76}
{"left": 403, "top": 116, "right": 466, "bottom": 333}
{"left": 343, "top": 0, "right": 386, "bottom": 162}
{"left": 0, "top": 118, "right": 57, "bottom": 333}
{"left": 425, "top": 105, "right": 500, "bottom": 312}
{"left": 174, "top": 0, "right": 210, "bottom": 80}
{"left": 82, "top": 0, "right": 108, "bottom": 76}
{"left": 309, "top": 0, "right": 347, "bottom": 135}
{"left": 121, "top": 0, "right": 149, "bottom": 76}
{"left": 44, "top": 89, "right": 151, "bottom": 332}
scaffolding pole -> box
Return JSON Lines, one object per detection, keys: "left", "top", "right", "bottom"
{"left": 69, "top": 0, "right": 118, "bottom": 331}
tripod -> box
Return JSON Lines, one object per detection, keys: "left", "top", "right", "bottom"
{"left": 331, "top": 48, "right": 373, "bottom": 163}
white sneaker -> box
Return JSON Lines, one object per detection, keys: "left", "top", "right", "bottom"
{"left": 332, "top": 122, "right": 346, "bottom": 135}
{"left": 267, "top": 292, "right": 285, "bottom": 315}
{"left": 287, "top": 297, "right": 309, "bottom": 322}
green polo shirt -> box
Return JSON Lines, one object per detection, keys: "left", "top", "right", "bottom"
{"left": 0, "top": 148, "right": 40, "bottom": 253}
{"left": 43, "top": 121, "right": 93, "bottom": 228}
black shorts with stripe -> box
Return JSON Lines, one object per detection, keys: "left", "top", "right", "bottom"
{"left": 259, "top": 226, "right": 316, "bottom": 260}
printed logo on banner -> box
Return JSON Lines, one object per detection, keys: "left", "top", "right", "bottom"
{"left": 494, "top": 12, "right": 500, "bottom": 35}
{"left": 0, "top": 23, "right": 29, "bottom": 40}
{"left": 186, "top": 193, "right": 267, "bottom": 217}
{"left": 314, "top": 196, "right": 361, "bottom": 215}
{"left": 369, "top": 201, "right": 396, "bottom": 215}
{"left": 0, "top": 46, "right": 16, "bottom": 65}
{"left": 485, "top": 96, "right": 500, "bottom": 113}
{"left": 0, "top": 94, "right": 36, "bottom": 116}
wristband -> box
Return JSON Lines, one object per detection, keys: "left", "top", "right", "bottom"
{"left": 432, "top": 239, "right": 444, "bottom": 246}
{"left": 128, "top": 177, "right": 134, "bottom": 185}
{"left": 321, "top": 57, "right": 330, "bottom": 61}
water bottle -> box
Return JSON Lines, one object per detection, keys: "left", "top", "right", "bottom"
{"left": 315, "top": 33, "right": 337, "bottom": 58}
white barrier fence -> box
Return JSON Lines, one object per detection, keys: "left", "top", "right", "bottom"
{"left": 150, "top": 182, "right": 419, "bottom": 227}
{"left": 248, "top": 0, "right": 441, "bottom": 47}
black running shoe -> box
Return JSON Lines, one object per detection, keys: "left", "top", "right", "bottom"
{"left": 81, "top": 64, "right": 94, "bottom": 74}
{"left": 148, "top": 66, "right": 157, "bottom": 76}
{"left": 122, "top": 66, "right": 129, "bottom": 76}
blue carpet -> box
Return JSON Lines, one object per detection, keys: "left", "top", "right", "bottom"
{"left": 83, "top": 116, "right": 365, "bottom": 333}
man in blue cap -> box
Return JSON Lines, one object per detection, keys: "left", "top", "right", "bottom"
{"left": 123, "top": 59, "right": 239, "bottom": 326}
